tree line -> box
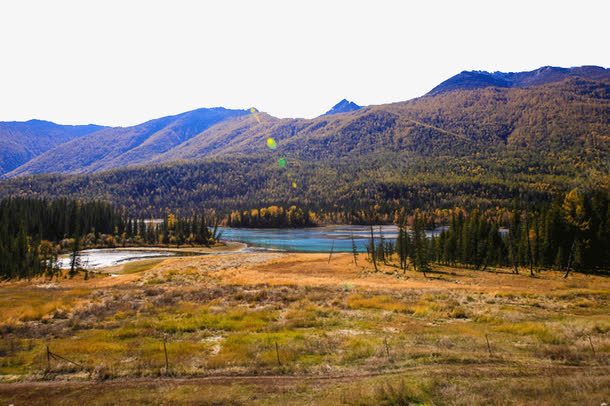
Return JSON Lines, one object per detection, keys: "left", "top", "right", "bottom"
{"left": 0, "top": 198, "right": 122, "bottom": 279}
{"left": 226, "top": 205, "right": 315, "bottom": 228}
{"left": 363, "top": 188, "right": 609, "bottom": 277}
{"left": 1, "top": 187, "right": 607, "bottom": 280}
{"left": 0, "top": 198, "right": 217, "bottom": 280}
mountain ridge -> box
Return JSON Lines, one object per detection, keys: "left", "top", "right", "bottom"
{"left": 6, "top": 107, "right": 249, "bottom": 176}
{"left": 428, "top": 65, "right": 609, "bottom": 95}
{"left": 0, "top": 120, "right": 106, "bottom": 175}
{"left": 2, "top": 65, "right": 608, "bottom": 180}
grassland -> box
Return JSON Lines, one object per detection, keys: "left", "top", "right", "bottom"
{"left": 0, "top": 252, "right": 608, "bottom": 405}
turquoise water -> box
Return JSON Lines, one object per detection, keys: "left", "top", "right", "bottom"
{"left": 219, "top": 225, "right": 446, "bottom": 253}
{"left": 58, "top": 226, "right": 451, "bottom": 269}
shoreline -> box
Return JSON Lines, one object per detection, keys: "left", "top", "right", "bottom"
{"left": 111, "top": 240, "right": 248, "bottom": 254}
{"left": 57, "top": 241, "right": 251, "bottom": 270}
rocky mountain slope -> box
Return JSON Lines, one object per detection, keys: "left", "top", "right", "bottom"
{"left": 0, "top": 120, "right": 104, "bottom": 175}
{"left": 6, "top": 108, "right": 248, "bottom": 176}
{"left": 428, "top": 65, "right": 609, "bottom": 95}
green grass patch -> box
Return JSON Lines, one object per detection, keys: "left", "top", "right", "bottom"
{"left": 119, "top": 259, "right": 164, "bottom": 274}
{"left": 347, "top": 294, "right": 409, "bottom": 313}
{"left": 153, "top": 304, "right": 278, "bottom": 333}
{"left": 494, "top": 322, "right": 564, "bottom": 344}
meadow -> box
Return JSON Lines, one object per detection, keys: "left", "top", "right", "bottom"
{"left": 0, "top": 252, "right": 608, "bottom": 405}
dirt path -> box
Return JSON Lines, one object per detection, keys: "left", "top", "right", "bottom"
{"left": 2, "top": 363, "right": 607, "bottom": 390}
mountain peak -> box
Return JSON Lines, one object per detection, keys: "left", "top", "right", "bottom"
{"left": 427, "top": 65, "right": 610, "bottom": 95}
{"left": 324, "top": 99, "right": 362, "bottom": 115}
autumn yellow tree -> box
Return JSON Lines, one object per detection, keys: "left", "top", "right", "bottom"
{"left": 561, "top": 189, "right": 590, "bottom": 278}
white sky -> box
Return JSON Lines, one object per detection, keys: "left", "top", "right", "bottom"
{"left": 0, "top": 0, "right": 608, "bottom": 126}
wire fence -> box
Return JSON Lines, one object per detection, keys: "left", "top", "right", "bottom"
{"left": 39, "top": 332, "right": 605, "bottom": 378}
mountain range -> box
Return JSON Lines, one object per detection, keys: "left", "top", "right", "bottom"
{"left": 0, "top": 120, "right": 104, "bottom": 175}
{"left": 3, "top": 65, "right": 608, "bottom": 178}
{"left": 4, "top": 108, "right": 248, "bottom": 177}
{"left": 0, "top": 65, "right": 608, "bottom": 214}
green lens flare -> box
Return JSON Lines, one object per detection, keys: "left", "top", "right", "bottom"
{"left": 278, "top": 157, "right": 287, "bottom": 168}
{"left": 266, "top": 138, "right": 277, "bottom": 150}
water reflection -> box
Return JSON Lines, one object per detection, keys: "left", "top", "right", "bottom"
{"left": 218, "top": 225, "right": 447, "bottom": 253}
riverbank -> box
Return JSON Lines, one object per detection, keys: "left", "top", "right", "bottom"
{"left": 112, "top": 240, "right": 248, "bottom": 254}
{"left": 57, "top": 241, "right": 249, "bottom": 270}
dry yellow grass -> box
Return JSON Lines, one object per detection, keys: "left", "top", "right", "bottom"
{"left": 163, "top": 252, "right": 609, "bottom": 295}
{"left": 0, "top": 252, "right": 608, "bottom": 405}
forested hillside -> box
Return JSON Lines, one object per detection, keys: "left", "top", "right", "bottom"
{"left": 1, "top": 148, "right": 607, "bottom": 218}
{"left": 0, "top": 68, "right": 608, "bottom": 216}
{"left": 0, "top": 120, "right": 104, "bottom": 175}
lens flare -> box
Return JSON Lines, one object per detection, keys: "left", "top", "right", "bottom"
{"left": 278, "top": 157, "right": 287, "bottom": 168}
{"left": 267, "top": 138, "right": 277, "bottom": 150}
{"left": 250, "top": 107, "right": 261, "bottom": 123}
{"left": 292, "top": 181, "right": 297, "bottom": 188}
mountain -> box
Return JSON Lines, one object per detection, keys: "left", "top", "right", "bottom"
{"left": 428, "top": 65, "right": 610, "bottom": 95}
{"left": 324, "top": 99, "right": 362, "bottom": 115}
{"left": 7, "top": 108, "right": 248, "bottom": 176}
{"left": 0, "top": 120, "right": 104, "bottom": 175}
{"left": 6, "top": 66, "right": 607, "bottom": 179}
{"left": 130, "top": 75, "right": 609, "bottom": 162}
{"left": 1, "top": 67, "right": 608, "bottom": 215}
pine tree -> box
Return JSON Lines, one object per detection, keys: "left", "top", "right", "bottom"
{"left": 396, "top": 226, "right": 409, "bottom": 272}
{"left": 411, "top": 213, "right": 430, "bottom": 276}
{"left": 69, "top": 236, "right": 81, "bottom": 278}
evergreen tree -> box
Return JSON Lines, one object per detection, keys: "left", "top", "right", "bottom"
{"left": 411, "top": 212, "right": 430, "bottom": 276}
{"left": 396, "top": 226, "right": 409, "bottom": 272}
{"left": 69, "top": 236, "right": 81, "bottom": 278}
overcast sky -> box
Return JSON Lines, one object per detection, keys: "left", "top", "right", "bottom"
{"left": 0, "top": 0, "right": 608, "bottom": 126}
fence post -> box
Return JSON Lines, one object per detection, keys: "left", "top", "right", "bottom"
{"left": 485, "top": 334, "right": 493, "bottom": 356}
{"left": 275, "top": 341, "right": 282, "bottom": 366}
{"left": 163, "top": 337, "right": 169, "bottom": 375}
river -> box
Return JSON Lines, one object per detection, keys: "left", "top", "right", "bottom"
{"left": 219, "top": 225, "right": 446, "bottom": 253}
{"left": 59, "top": 225, "right": 449, "bottom": 269}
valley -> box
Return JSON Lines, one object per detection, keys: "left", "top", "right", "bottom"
{"left": 0, "top": 64, "right": 608, "bottom": 405}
